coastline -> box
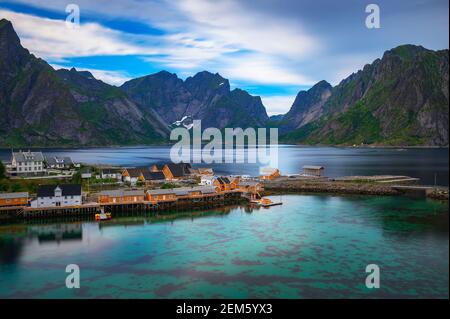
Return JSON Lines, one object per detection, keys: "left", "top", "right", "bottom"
{"left": 1, "top": 143, "right": 449, "bottom": 150}
{"left": 262, "top": 179, "right": 449, "bottom": 201}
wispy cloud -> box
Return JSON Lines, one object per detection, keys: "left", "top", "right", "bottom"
{"left": 51, "top": 64, "right": 131, "bottom": 86}
{"left": 2, "top": 0, "right": 448, "bottom": 115}
{"left": 0, "top": 9, "right": 160, "bottom": 60}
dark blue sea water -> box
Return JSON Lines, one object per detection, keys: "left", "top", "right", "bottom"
{"left": 1, "top": 146, "right": 448, "bottom": 185}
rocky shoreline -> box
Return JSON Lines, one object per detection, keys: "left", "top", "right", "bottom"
{"left": 263, "top": 179, "right": 449, "bottom": 200}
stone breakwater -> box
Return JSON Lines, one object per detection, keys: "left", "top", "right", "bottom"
{"left": 263, "top": 179, "right": 449, "bottom": 200}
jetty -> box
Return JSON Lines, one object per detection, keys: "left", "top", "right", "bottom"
{"left": 0, "top": 189, "right": 250, "bottom": 221}
{"left": 263, "top": 175, "right": 449, "bottom": 200}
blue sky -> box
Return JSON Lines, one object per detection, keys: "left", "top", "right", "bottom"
{"left": 0, "top": 0, "right": 448, "bottom": 115}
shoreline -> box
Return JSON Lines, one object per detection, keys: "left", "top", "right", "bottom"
{"left": 1, "top": 144, "right": 449, "bottom": 151}
{"left": 262, "top": 179, "right": 449, "bottom": 201}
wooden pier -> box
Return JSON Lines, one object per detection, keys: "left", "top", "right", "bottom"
{"left": 0, "top": 190, "right": 246, "bottom": 221}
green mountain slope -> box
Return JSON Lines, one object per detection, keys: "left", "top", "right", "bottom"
{"left": 281, "top": 45, "right": 449, "bottom": 146}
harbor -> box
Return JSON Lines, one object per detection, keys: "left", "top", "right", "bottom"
{"left": 1, "top": 148, "right": 449, "bottom": 222}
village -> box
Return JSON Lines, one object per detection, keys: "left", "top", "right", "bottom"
{"left": 0, "top": 150, "right": 286, "bottom": 220}
{"left": 0, "top": 150, "right": 448, "bottom": 221}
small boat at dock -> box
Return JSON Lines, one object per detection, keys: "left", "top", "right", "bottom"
{"left": 95, "top": 212, "right": 112, "bottom": 221}
{"left": 95, "top": 208, "right": 112, "bottom": 221}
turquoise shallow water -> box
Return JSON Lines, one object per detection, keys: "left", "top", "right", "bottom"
{"left": 0, "top": 195, "right": 448, "bottom": 298}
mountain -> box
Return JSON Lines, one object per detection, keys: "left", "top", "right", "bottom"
{"left": 0, "top": 19, "right": 168, "bottom": 147}
{"left": 121, "top": 71, "right": 269, "bottom": 128}
{"left": 281, "top": 45, "right": 449, "bottom": 146}
{"left": 278, "top": 80, "right": 332, "bottom": 134}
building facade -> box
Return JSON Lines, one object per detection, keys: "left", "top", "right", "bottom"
{"left": 11, "top": 151, "right": 45, "bottom": 175}
{"left": 32, "top": 184, "right": 82, "bottom": 208}
{"left": 0, "top": 192, "right": 29, "bottom": 207}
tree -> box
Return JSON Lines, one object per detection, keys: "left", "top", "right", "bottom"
{"left": 0, "top": 161, "right": 5, "bottom": 179}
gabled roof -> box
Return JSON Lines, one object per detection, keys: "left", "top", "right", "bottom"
{"left": 261, "top": 167, "right": 279, "bottom": 175}
{"left": 101, "top": 168, "right": 121, "bottom": 174}
{"left": 147, "top": 186, "right": 217, "bottom": 196}
{"left": 99, "top": 189, "right": 144, "bottom": 197}
{"left": 37, "top": 184, "right": 82, "bottom": 197}
{"left": 238, "top": 181, "right": 260, "bottom": 187}
{"left": 124, "top": 168, "right": 144, "bottom": 178}
{"left": 0, "top": 192, "right": 29, "bottom": 199}
{"left": 45, "top": 156, "right": 73, "bottom": 166}
{"left": 198, "top": 168, "right": 214, "bottom": 175}
{"left": 216, "top": 176, "right": 231, "bottom": 184}
{"left": 142, "top": 171, "right": 165, "bottom": 180}
{"left": 13, "top": 151, "right": 44, "bottom": 162}
{"left": 165, "top": 163, "right": 192, "bottom": 177}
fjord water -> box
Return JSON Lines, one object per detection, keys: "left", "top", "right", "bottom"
{"left": 0, "top": 195, "right": 448, "bottom": 298}
{"left": 1, "top": 146, "right": 447, "bottom": 185}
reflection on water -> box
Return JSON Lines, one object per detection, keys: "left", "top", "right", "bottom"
{"left": 0, "top": 195, "right": 448, "bottom": 299}
{"left": 0, "top": 146, "right": 448, "bottom": 185}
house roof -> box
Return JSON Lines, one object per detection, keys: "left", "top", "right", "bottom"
{"left": 37, "top": 184, "right": 82, "bottom": 197}
{"left": 261, "top": 167, "right": 279, "bottom": 175}
{"left": 99, "top": 189, "right": 144, "bottom": 197}
{"left": 238, "top": 181, "right": 260, "bottom": 187}
{"left": 303, "top": 165, "right": 324, "bottom": 170}
{"left": 142, "top": 171, "right": 165, "bottom": 180}
{"left": 101, "top": 168, "right": 121, "bottom": 174}
{"left": 13, "top": 151, "right": 44, "bottom": 163}
{"left": 216, "top": 176, "right": 231, "bottom": 184}
{"left": 147, "top": 186, "right": 216, "bottom": 196}
{"left": 0, "top": 192, "right": 29, "bottom": 199}
{"left": 165, "top": 163, "right": 192, "bottom": 177}
{"left": 198, "top": 168, "right": 214, "bottom": 175}
{"left": 45, "top": 156, "right": 73, "bottom": 166}
{"left": 125, "top": 168, "right": 145, "bottom": 178}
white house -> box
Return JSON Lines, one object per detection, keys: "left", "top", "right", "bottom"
{"left": 45, "top": 156, "right": 74, "bottom": 169}
{"left": 11, "top": 150, "right": 45, "bottom": 175}
{"left": 101, "top": 168, "right": 122, "bottom": 180}
{"left": 199, "top": 175, "right": 215, "bottom": 186}
{"left": 31, "top": 184, "right": 82, "bottom": 208}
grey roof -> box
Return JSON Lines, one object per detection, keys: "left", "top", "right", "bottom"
{"left": 216, "top": 176, "right": 231, "bottom": 184}
{"left": 142, "top": 171, "right": 165, "bottom": 181}
{"left": 303, "top": 165, "right": 324, "bottom": 170}
{"left": 147, "top": 186, "right": 217, "bottom": 196}
{"left": 37, "top": 184, "right": 81, "bottom": 197}
{"left": 165, "top": 163, "right": 192, "bottom": 177}
{"left": 238, "top": 181, "right": 260, "bottom": 187}
{"left": 0, "top": 192, "right": 29, "bottom": 199}
{"left": 101, "top": 168, "right": 121, "bottom": 174}
{"left": 99, "top": 189, "right": 144, "bottom": 197}
{"left": 45, "top": 156, "right": 73, "bottom": 166}
{"left": 13, "top": 151, "right": 44, "bottom": 163}
{"left": 124, "top": 168, "right": 144, "bottom": 178}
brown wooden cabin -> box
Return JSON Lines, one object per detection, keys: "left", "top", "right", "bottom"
{"left": 162, "top": 163, "right": 192, "bottom": 180}
{"left": 302, "top": 165, "right": 325, "bottom": 177}
{"left": 259, "top": 168, "right": 281, "bottom": 180}
{"left": 98, "top": 190, "right": 145, "bottom": 204}
{"left": 146, "top": 186, "right": 217, "bottom": 203}
{"left": 0, "top": 192, "right": 29, "bottom": 207}
{"left": 213, "top": 176, "right": 239, "bottom": 192}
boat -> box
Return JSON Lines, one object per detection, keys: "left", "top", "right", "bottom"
{"left": 95, "top": 212, "right": 112, "bottom": 221}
